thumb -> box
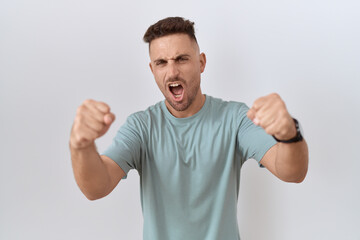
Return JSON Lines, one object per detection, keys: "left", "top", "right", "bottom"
{"left": 98, "top": 113, "right": 115, "bottom": 138}
{"left": 247, "top": 108, "right": 260, "bottom": 125}
{"left": 247, "top": 108, "right": 256, "bottom": 121}
{"left": 104, "top": 112, "right": 115, "bottom": 125}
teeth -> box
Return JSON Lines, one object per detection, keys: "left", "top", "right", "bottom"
{"left": 169, "top": 83, "right": 180, "bottom": 87}
{"left": 174, "top": 94, "right": 181, "bottom": 98}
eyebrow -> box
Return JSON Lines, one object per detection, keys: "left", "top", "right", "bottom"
{"left": 153, "top": 54, "right": 191, "bottom": 63}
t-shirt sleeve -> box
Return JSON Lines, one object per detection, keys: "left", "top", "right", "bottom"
{"left": 236, "top": 104, "right": 277, "bottom": 166}
{"left": 102, "top": 114, "right": 143, "bottom": 179}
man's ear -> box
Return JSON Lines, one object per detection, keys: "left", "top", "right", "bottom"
{"left": 200, "top": 53, "right": 206, "bottom": 73}
{"left": 149, "top": 62, "right": 154, "bottom": 74}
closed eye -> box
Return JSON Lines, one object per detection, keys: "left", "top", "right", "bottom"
{"left": 176, "top": 55, "right": 189, "bottom": 63}
{"left": 155, "top": 59, "right": 167, "bottom": 66}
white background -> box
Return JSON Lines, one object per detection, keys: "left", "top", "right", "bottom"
{"left": 1, "top": 0, "right": 359, "bottom": 239}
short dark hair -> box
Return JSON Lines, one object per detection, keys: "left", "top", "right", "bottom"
{"left": 143, "top": 17, "right": 197, "bottom": 44}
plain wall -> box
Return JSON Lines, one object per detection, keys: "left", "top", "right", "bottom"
{"left": 1, "top": 0, "right": 359, "bottom": 239}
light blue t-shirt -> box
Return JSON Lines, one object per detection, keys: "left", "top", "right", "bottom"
{"left": 103, "top": 95, "right": 277, "bottom": 240}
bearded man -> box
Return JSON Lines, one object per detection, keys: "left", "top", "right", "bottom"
{"left": 70, "top": 17, "right": 308, "bottom": 240}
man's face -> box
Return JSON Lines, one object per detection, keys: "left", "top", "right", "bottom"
{"left": 149, "top": 34, "right": 206, "bottom": 115}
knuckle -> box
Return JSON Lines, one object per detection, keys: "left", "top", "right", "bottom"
{"left": 83, "top": 99, "right": 93, "bottom": 105}
{"left": 76, "top": 105, "right": 86, "bottom": 115}
{"left": 255, "top": 111, "right": 262, "bottom": 119}
{"left": 72, "top": 121, "right": 80, "bottom": 130}
{"left": 253, "top": 97, "right": 265, "bottom": 109}
{"left": 270, "top": 92, "right": 280, "bottom": 99}
{"left": 94, "top": 123, "right": 105, "bottom": 132}
{"left": 76, "top": 114, "right": 85, "bottom": 124}
{"left": 100, "top": 102, "right": 110, "bottom": 112}
{"left": 104, "top": 106, "right": 110, "bottom": 113}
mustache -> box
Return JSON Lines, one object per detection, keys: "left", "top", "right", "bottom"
{"left": 166, "top": 77, "right": 185, "bottom": 85}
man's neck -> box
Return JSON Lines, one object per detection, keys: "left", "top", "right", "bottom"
{"left": 165, "top": 91, "right": 206, "bottom": 118}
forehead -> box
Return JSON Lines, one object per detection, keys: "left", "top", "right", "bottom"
{"left": 149, "top": 34, "right": 198, "bottom": 60}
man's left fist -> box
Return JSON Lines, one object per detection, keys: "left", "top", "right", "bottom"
{"left": 247, "top": 93, "right": 297, "bottom": 141}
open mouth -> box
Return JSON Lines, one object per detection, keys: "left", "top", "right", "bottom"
{"left": 168, "top": 83, "right": 184, "bottom": 101}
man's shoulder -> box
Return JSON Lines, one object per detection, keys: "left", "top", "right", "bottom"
{"left": 127, "top": 101, "right": 163, "bottom": 122}
{"left": 119, "top": 101, "right": 164, "bottom": 138}
{"left": 207, "top": 95, "right": 249, "bottom": 112}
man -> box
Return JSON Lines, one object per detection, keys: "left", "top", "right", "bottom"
{"left": 70, "top": 17, "right": 308, "bottom": 240}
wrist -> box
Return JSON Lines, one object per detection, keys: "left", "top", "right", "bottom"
{"left": 273, "top": 118, "right": 303, "bottom": 143}
{"left": 69, "top": 139, "right": 96, "bottom": 152}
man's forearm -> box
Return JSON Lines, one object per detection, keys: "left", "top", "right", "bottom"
{"left": 70, "top": 143, "right": 112, "bottom": 200}
{"left": 275, "top": 140, "right": 309, "bottom": 183}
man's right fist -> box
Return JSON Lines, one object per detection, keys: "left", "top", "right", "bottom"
{"left": 70, "top": 99, "right": 115, "bottom": 149}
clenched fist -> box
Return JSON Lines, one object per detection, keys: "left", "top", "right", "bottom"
{"left": 70, "top": 99, "right": 115, "bottom": 149}
{"left": 247, "top": 93, "right": 296, "bottom": 141}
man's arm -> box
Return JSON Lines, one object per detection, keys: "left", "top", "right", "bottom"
{"left": 70, "top": 144, "right": 125, "bottom": 200}
{"left": 70, "top": 99, "right": 126, "bottom": 200}
{"left": 259, "top": 141, "right": 308, "bottom": 183}
{"left": 247, "top": 93, "right": 309, "bottom": 183}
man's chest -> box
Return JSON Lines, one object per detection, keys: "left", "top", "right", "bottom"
{"left": 141, "top": 121, "right": 238, "bottom": 181}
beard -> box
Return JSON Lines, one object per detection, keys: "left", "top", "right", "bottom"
{"left": 164, "top": 78, "right": 200, "bottom": 112}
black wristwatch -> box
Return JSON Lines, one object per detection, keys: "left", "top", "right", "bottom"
{"left": 273, "top": 118, "right": 303, "bottom": 143}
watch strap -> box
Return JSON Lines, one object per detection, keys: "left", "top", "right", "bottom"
{"left": 273, "top": 118, "right": 303, "bottom": 143}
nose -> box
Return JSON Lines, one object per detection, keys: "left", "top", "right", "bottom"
{"left": 167, "top": 60, "right": 180, "bottom": 79}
